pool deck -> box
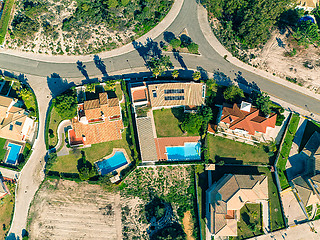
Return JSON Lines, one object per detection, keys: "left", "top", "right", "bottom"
{"left": 94, "top": 148, "right": 131, "bottom": 176}
{"left": 3, "top": 140, "right": 25, "bottom": 165}
{"left": 155, "top": 136, "right": 200, "bottom": 161}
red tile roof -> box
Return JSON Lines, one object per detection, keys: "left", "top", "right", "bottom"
{"left": 71, "top": 92, "right": 123, "bottom": 145}
{"left": 219, "top": 103, "right": 276, "bottom": 135}
{"left": 132, "top": 89, "right": 148, "bottom": 102}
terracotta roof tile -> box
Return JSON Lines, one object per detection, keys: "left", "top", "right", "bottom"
{"left": 99, "top": 92, "right": 108, "bottom": 105}
{"left": 84, "top": 99, "right": 100, "bottom": 110}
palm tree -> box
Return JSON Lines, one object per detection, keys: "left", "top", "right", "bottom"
{"left": 192, "top": 71, "right": 201, "bottom": 81}
{"left": 172, "top": 70, "right": 179, "bottom": 79}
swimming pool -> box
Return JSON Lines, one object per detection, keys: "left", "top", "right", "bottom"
{"left": 6, "top": 143, "right": 22, "bottom": 165}
{"left": 96, "top": 151, "right": 128, "bottom": 176}
{"left": 166, "top": 142, "right": 201, "bottom": 161}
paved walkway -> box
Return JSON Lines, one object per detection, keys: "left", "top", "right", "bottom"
{"left": 55, "top": 120, "right": 71, "bottom": 156}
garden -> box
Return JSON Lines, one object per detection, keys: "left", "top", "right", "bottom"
{"left": 0, "top": 180, "right": 15, "bottom": 239}
{"left": 119, "top": 166, "right": 199, "bottom": 240}
{"left": 6, "top": 0, "right": 173, "bottom": 55}
{"left": 230, "top": 203, "right": 263, "bottom": 240}
{"left": 276, "top": 113, "right": 300, "bottom": 190}
{"left": 206, "top": 134, "right": 270, "bottom": 165}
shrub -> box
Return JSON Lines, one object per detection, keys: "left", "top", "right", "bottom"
{"left": 170, "top": 38, "right": 181, "bottom": 49}
{"left": 179, "top": 34, "right": 192, "bottom": 47}
{"left": 187, "top": 42, "right": 199, "bottom": 54}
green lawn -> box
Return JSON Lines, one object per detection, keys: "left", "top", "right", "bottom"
{"left": 47, "top": 107, "right": 63, "bottom": 149}
{"left": 115, "top": 83, "right": 123, "bottom": 100}
{"left": 206, "top": 135, "right": 269, "bottom": 165}
{"left": 51, "top": 129, "right": 133, "bottom": 173}
{"left": 276, "top": 114, "right": 300, "bottom": 190}
{"left": 231, "top": 203, "right": 263, "bottom": 240}
{"left": 0, "top": 0, "right": 15, "bottom": 45}
{"left": 153, "top": 107, "right": 198, "bottom": 138}
{"left": 0, "top": 181, "right": 15, "bottom": 238}
{"left": 0, "top": 137, "right": 7, "bottom": 162}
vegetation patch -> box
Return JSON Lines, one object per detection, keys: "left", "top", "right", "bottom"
{"left": 230, "top": 204, "right": 263, "bottom": 240}
{"left": 206, "top": 135, "right": 270, "bottom": 165}
{"left": 0, "top": 181, "right": 15, "bottom": 239}
{"left": 47, "top": 107, "right": 64, "bottom": 149}
{"left": 7, "top": 0, "right": 173, "bottom": 55}
{"left": 0, "top": 0, "right": 15, "bottom": 45}
{"left": 120, "top": 166, "right": 199, "bottom": 240}
{"left": 276, "top": 114, "right": 300, "bottom": 190}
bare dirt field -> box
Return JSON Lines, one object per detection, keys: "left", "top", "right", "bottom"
{"left": 250, "top": 28, "right": 320, "bottom": 93}
{"left": 28, "top": 179, "right": 122, "bottom": 240}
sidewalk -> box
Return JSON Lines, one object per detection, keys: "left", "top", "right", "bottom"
{"left": 0, "top": 0, "right": 184, "bottom": 63}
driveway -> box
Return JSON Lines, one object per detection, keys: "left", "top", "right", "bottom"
{"left": 280, "top": 188, "right": 307, "bottom": 226}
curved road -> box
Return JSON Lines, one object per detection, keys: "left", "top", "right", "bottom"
{"left": 3, "top": 0, "right": 320, "bottom": 238}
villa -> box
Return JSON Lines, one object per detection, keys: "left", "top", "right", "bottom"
{"left": 0, "top": 95, "right": 35, "bottom": 143}
{"left": 291, "top": 131, "right": 320, "bottom": 207}
{"left": 206, "top": 174, "right": 268, "bottom": 237}
{"left": 209, "top": 101, "right": 277, "bottom": 143}
{"left": 69, "top": 92, "right": 123, "bottom": 146}
{"left": 130, "top": 81, "right": 205, "bottom": 162}
{"left": 296, "top": 0, "right": 319, "bottom": 10}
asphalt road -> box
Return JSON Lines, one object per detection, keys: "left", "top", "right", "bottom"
{"left": 0, "top": 0, "right": 319, "bottom": 115}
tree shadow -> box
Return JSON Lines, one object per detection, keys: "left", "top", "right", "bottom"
{"left": 197, "top": 66, "right": 208, "bottom": 80}
{"left": 93, "top": 55, "right": 108, "bottom": 77}
{"left": 132, "top": 37, "right": 162, "bottom": 64}
{"left": 213, "top": 70, "right": 233, "bottom": 86}
{"left": 77, "top": 151, "right": 93, "bottom": 172}
{"left": 173, "top": 51, "right": 187, "bottom": 70}
{"left": 76, "top": 60, "right": 89, "bottom": 80}
{"left": 234, "top": 71, "right": 261, "bottom": 93}
{"left": 163, "top": 31, "right": 175, "bottom": 43}
{"left": 46, "top": 73, "right": 75, "bottom": 98}
{"left": 215, "top": 156, "right": 243, "bottom": 165}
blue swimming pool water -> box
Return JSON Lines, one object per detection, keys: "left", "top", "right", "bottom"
{"left": 166, "top": 142, "right": 201, "bottom": 161}
{"left": 6, "top": 143, "right": 22, "bottom": 165}
{"left": 96, "top": 151, "right": 128, "bottom": 176}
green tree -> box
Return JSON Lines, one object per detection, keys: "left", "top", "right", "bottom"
{"left": 252, "top": 92, "right": 271, "bottom": 116}
{"left": 171, "top": 70, "right": 179, "bottom": 79}
{"left": 77, "top": 151, "right": 96, "bottom": 181}
{"left": 53, "top": 89, "right": 78, "bottom": 119}
{"left": 206, "top": 78, "right": 218, "bottom": 98}
{"left": 187, "top": 42, "right": 199, "bottom": 54}
{"left": 192, "top": 71, "right": 201, "bottom": 81}
{"left": 147, "top": 55, "right": 172, "bottom": 78}
{"left": 86, "top": 83, "right": 96, "bottom": 92}
{"left": 181, "top": 113, "right": 204, "bottom": 134}
{"left": 45, "top": 152, "right": 57, "bottom": 173}
{"left": 223, "top": 85, "right": 244, "bottom": 103}
{"left": 169, "top": 38, "right": 181, "bottom": 49}
{"left": 293, "top": 20, "right": 320, "bottom": 47}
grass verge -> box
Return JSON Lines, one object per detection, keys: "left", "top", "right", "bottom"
{"left": 0, "top": 0, "right": 15, "bottom": 45}
{"left": 47, "top": 107, "right": 63, "bottom": 149}
{"left": 276, "top": 114, "right": 300, "bottom": 190}
{"left": 0, "top": 181, "right": 15, "bottom": 239}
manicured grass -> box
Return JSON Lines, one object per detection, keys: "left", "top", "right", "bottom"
{"left": 0, "top": 181, "right": 15, "bottom": 239}
{"left": 153, "top": 107, "right": 198, "bottom": 138}
{"left": 0, "top": 0, "right": 15, "bottom": 45}
{"left": 206, "top": 135, "right": 269, "bottom": 165}
{"left": 51, "top": 129, "right": 133, "bottom": 173}
{"left": 47, "top": 107, "right": 63, "bottom": 148}
{"left": 276, "top": 114, "right": 300, "bottom": 190}
{"left": 0, "top": 137, "right": 7, "bottom": 162}
{"left": 115, "top": 83, "right": 122, "bottom": 100}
